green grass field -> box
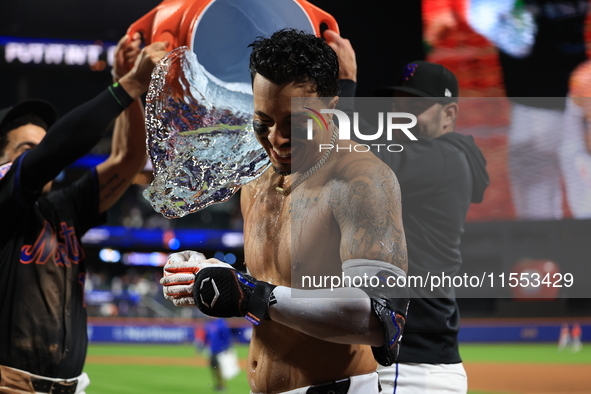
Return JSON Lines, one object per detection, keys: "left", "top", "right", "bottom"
{"left": 83, "top": 343, "right": 591, "bottom": 394}
{"left": 85, "top": 344, "right": 249, "bottom": 394}
{"left": 460, "top": 343, "right": 591, "bottom": 364}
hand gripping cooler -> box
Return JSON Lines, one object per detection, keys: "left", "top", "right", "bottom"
{"left": 134, "top": 0, "right": 339, "bottom": 218}
{"left": 127, "top": 0, "right": 339, "bottom": 86}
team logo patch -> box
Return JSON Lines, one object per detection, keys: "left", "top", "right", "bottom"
{"left": 0, "top": 162, "right": 12, "bottom": 180}
{"left": 402, "top": 63, "right": 418, "bottom": 81}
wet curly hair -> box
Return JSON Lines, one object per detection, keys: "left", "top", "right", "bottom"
{"left": 248, "top": 28, "right": 340, "bottom": 97}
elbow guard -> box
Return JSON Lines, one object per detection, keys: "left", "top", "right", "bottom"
{"left": 342, "top": 259, "right": 410, "bottom": 366}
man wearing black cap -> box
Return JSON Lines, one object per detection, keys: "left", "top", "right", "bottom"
{"left": 0, "top": 37, "right": 166, "bottom": 393}
{"left": 375, "top": 60, "right": 457, "bottom": 103}
{"left": 326, "top": 31, "right": 489, "bottom": 394}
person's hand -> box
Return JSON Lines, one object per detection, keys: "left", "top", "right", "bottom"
{"left": 112, "top": 33, "right": 142, "bottom": 82}
{"left": 160, "top": 252, "right": 232, "bottom": 306}
{"left": 163, "top": 250, "right": 208, "bottom": 276}
{"left": 118, "top": 41, "right": 168, "bottom": 100}
{"left": 160, "top": 251, "right": 276, "bottom": 325}
{"left": 323, "top": 29, "right": 357, "bottom": 82}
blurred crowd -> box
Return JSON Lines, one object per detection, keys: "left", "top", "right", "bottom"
{"left": 85, "top": 268, "right": 206, "bottom": 319}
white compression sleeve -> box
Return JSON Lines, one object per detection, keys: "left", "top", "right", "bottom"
{"left": 267, "top": 286, "right": 384, "bottom": 346}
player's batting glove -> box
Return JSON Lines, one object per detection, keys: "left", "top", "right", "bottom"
{"left": 160, "top": 251, "right": 276, "bottom": 325}
{"left": 160, "top": 250, "right": 209, "bottom": 307}
{"left": 193, "top": 265, "right": 276, "bottom": 325}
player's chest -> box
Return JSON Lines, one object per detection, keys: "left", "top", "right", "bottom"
{"left": 243, "top": 189, "right": 339, "bottom": 282}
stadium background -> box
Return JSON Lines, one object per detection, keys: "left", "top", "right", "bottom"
{"left": 1, "top": 0, "right": 590, "bottom": 392}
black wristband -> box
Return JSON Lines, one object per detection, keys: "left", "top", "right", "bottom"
{"left": 192, "top": 267, "right": 277, "bottom": 325}
{"left": 338, "top": 79, "right": 356, "bottom": 97}
{"left": 245, "top": 281, "right": 276, "bottom": 325}
{"left": 107, "top": 82, "right": 134, "bottom": 109}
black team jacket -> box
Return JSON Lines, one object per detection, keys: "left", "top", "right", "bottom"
{"left": 338, "top": 80, "right": 490, "bottom": 363}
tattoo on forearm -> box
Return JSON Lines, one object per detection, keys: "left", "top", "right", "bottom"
{"left": 100, "top": 173, "right": 128, "bottom": 203}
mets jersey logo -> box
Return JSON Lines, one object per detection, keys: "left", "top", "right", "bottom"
{"left": 401, "top": 63, "right": 418, "bottom": 81}
{"left": 20, "top": 220, "right": 84, "bottom": 266}
{"left": 0, "top": 162, "right": 12, "bottom": 180}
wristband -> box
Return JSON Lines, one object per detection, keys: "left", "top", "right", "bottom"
{"left": 107, "top": 82, "right": 134, "bottom": 109}
{"left": 193, "top": 267, "right": 276, "bottom": 325}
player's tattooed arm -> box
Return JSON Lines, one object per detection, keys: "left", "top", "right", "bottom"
{"left": 330, "top": 158, "right": 408, "bottom": 272}
{"left": 257, "top": 159, "right": 407, "bottom": 347}
{"left": 98, "top": 173, "right": 126, "bottom": 204}
{"left": 96, "top": 100, "right": 147, "bottom": 213}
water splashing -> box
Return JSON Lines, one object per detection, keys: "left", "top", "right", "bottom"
{"left": 143, "top": 47, "right": 270, "bottom": 218}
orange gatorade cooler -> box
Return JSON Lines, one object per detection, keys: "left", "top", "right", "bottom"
{"left": 127, "top": 0, "right": 338, "bottom": 85}
{"left": 138, "top": 0, "right": 338, "bottom": 217}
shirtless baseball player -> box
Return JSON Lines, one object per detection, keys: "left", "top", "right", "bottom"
{"left": 161, "top": 29, "right": 409, "bottom": 394}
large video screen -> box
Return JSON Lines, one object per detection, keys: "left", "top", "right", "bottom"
{"left": 423, "top": 0, "right": 591, "bottom": 222}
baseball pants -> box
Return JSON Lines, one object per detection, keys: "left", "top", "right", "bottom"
{"left": 508, "top": 102, "right": 564, "bottom": 220}
{"left": 508, "top": 98, "right": 591, "bottom": 220}
{"left": 251, "top": 371, "right": 382, "bottom": 394}
{"left": 377, "top": 362, "right": 467, "bottom": 394}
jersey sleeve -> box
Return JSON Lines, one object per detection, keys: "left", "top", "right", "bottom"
{"left": 0, "top": 85, "right": 133, "bottom": 223}
{"left": 47, "top": 168, "right": 107, "bottom": 237}
{"left": 18, "top": 86, "right": 132, "bottom": 197}
{"left": 0, "top": 154, "right": 36, "bottom": 223}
